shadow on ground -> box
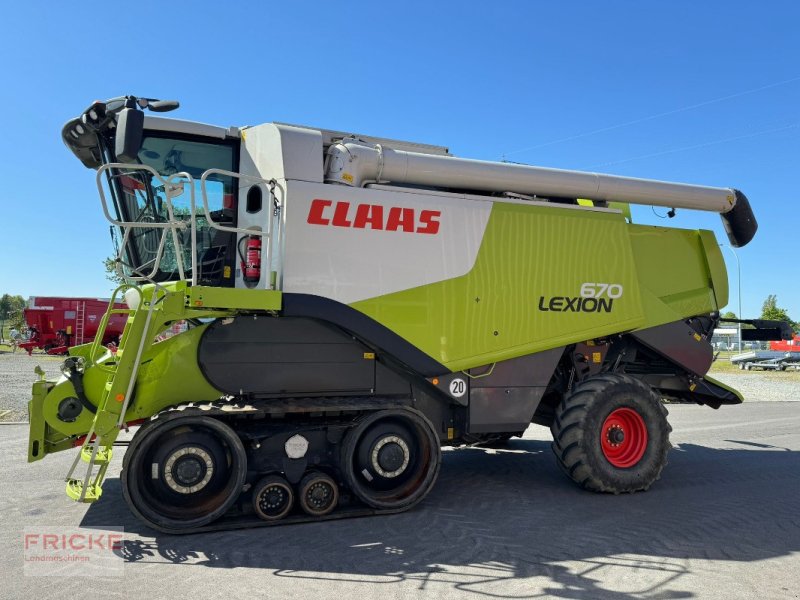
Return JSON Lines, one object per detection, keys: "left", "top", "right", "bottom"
{"left": 82, "top": 440, "right": 800, "bottom": 599}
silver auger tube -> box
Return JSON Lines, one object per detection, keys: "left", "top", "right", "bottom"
{"left": 324, "top": 139, "right": 757, "bottom": 247}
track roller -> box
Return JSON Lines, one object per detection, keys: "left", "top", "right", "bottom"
{"left": 297, "top": 471, "right": 339, "bottom": 517}
{"left": 252, "top": 475, "right": 294, "bottom": 521}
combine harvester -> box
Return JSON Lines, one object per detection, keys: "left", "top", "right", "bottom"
{"left": 28, "top": 95, "right": 791, "bottom": 533}
{"left": 731, "top": 335, "right": 800, "bottom": 370}
{"left": 18, "top": 297, "right": 126, "bottom": 355}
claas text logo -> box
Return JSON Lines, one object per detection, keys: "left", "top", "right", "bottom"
{"left": 307, "top": 200, "right": 441, "bottom": 234}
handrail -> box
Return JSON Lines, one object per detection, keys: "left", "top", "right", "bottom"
{"left": 87, "top": 284, "right": 140, "bottom": 366}
{"left": 199, "top": 168, "right": 279, "bottom": 235}
{"left": 96, "top": 162, "right": 285, "bottom": 290}
{"left": 96, "top": 163, "right": 196, "bottom": 285}
{"left": 199, "top": 168, "right": 285, "bottom": 290}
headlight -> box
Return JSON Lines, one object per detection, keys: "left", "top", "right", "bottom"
{"left": 124, "top": 288, "right": 140, "bottom": 310}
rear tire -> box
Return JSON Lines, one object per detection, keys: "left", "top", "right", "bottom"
{"left": 550, "top": 373, "right": 670, "bottom": 493}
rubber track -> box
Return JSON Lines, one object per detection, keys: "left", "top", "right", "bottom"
{"left": 550, "top": 373, "right": 672, "bottom": 493}
{"left": 123, "top": 401, "right": 427, "bottom": 535}
{"left": 147, "top": 505, "right": 406, "bottom": 535}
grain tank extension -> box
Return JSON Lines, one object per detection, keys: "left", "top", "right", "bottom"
{"left": 29, "top": 95, "right": 790, "bottom": 533}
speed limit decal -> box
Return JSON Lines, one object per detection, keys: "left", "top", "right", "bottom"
{"left": 449, "top": 378, "right": 467, "bottom": 398}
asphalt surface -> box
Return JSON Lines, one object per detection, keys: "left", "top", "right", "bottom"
{"left": 3, "top": 402, "right": 799, "bottom": 599}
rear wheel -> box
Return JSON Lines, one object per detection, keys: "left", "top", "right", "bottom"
{"left": 121, "top": 414, "right": 247, "bottom": 532}
{"left": 341, "top": 408, "right": 441, "bottom": 510}
{"left": 550, "top": 373, "right": 670, "bottom": 493}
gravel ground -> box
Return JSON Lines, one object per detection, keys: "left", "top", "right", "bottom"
{"left": 0, "top": 351, "right": 797, "bottom": 422}
{"left": 0, "top": 352, "right": 63, "bottom": 421}
{"left": 711, "top": 371, "right": 800, "bottom": 402}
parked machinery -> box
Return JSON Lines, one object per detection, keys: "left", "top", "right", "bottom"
{"left": 18, "top": 297, "right": 126, "bottom": 355}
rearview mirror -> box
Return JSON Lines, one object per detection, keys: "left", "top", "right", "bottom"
{"left": 165, "top": 182, "right": 185, "bottom": 199}
{"left": 115, "top": 107, "right": 144, "bottom": 163}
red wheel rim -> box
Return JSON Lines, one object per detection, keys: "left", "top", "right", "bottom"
{"left": 600, "top": 408, "right": 648, "bottom": 468}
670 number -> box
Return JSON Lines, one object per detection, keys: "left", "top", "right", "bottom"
{"left": 580, "top": 283, "right": 623, "bottom": 299}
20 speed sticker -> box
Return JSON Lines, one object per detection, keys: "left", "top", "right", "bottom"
{"left": 449, "top": 378, "right": 467, "bottom": 398}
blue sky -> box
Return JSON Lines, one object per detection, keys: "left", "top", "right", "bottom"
{"left": 0, "top": 1, "right": 798, "bottom": 321}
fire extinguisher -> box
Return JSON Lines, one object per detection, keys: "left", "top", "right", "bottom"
{"left": 238, "top": 235, "right": 261, "bottom": 283}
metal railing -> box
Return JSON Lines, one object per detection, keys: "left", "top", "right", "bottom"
{"left": 96, "top": 163, "right": 284, "bottom": 289}
{"left": 97, "top": 163, "right": 195, "bottom": 284}
{"left": 199, "top": 168, "right": 284, "bottom": 290}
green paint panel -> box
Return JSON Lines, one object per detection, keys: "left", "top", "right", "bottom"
{"left": 127, "top": 324, "right": 222, "bottom": 418}
{"left": 352, "top": 203, "right": 646, "bottom": 371}
{"left": 352, "top": 206, "right": 725, "bottom": 371}
{"left": 628, "top": 225, "right": 723, "bottom": 323}
{"left": 187, "top": 286, "right": 282, "bottom": 311}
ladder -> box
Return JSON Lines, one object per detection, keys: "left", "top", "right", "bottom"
{"left": 74, "top": 301, "right": 86, "bottom": 345}
{"left": 65, "top": 285, "right": 158, "bottom": 502}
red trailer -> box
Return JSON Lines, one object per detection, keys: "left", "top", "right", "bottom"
{"left": 18, "top": 297, "right": 126, "bottom": 355}
{"left": 770, "top": 334, "right": 800, "bottom": 353}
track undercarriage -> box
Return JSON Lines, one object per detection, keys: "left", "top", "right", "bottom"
{"left": 120, "top": 400, "right": 441, "bottom": 534}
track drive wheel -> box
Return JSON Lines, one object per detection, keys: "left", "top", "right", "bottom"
{"left": 341, "top": 408, "right": 441, "bottom": 510}
{"left": 550, "top": 373, "right": 670, "bottom": 493}
{"left": 121, "top": 414, "right": 247, "bottom": 532}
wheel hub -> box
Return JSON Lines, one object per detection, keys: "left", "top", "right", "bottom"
{"left": 378, "top": 443, "right": 405, "bottom": 472}
{"left": 261, "top": 486, "right": 288, "bottom": 510}
{"left": 163, "top": 446, "right": 214, "bottom": 494}
{"left": 306, "top": 481, "right": 333, "bottom": 509}
{"left": 371, "top": 435, "right": 410, "bottom": 478}
{"left": 173, "top": 456, "right": 204, "bottom": 485}
{"left": 607, "top": 425, "right": 625, "bottom": 446}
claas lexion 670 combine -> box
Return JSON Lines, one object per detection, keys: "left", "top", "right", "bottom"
{"left": 28, "top": 95, "right": 790, "bottom": 533}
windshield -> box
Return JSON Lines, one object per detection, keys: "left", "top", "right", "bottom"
{"left": 107, "top": 133, "right": 238, "bottom": 285}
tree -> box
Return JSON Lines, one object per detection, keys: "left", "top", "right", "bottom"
{"left": 0, "top": 294, "right": 27, "bottom": 340}
{"left": 760, "top": 295, "right": 797, "bottom": 330}
{"left": 0, "top": 295, "right": 11, "bottom": 342}
{"left": 720, "top": 311, "right": 737, "bottom": 320}
{"left": 103, "top": 257, "right": 126, "bottom": 285}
